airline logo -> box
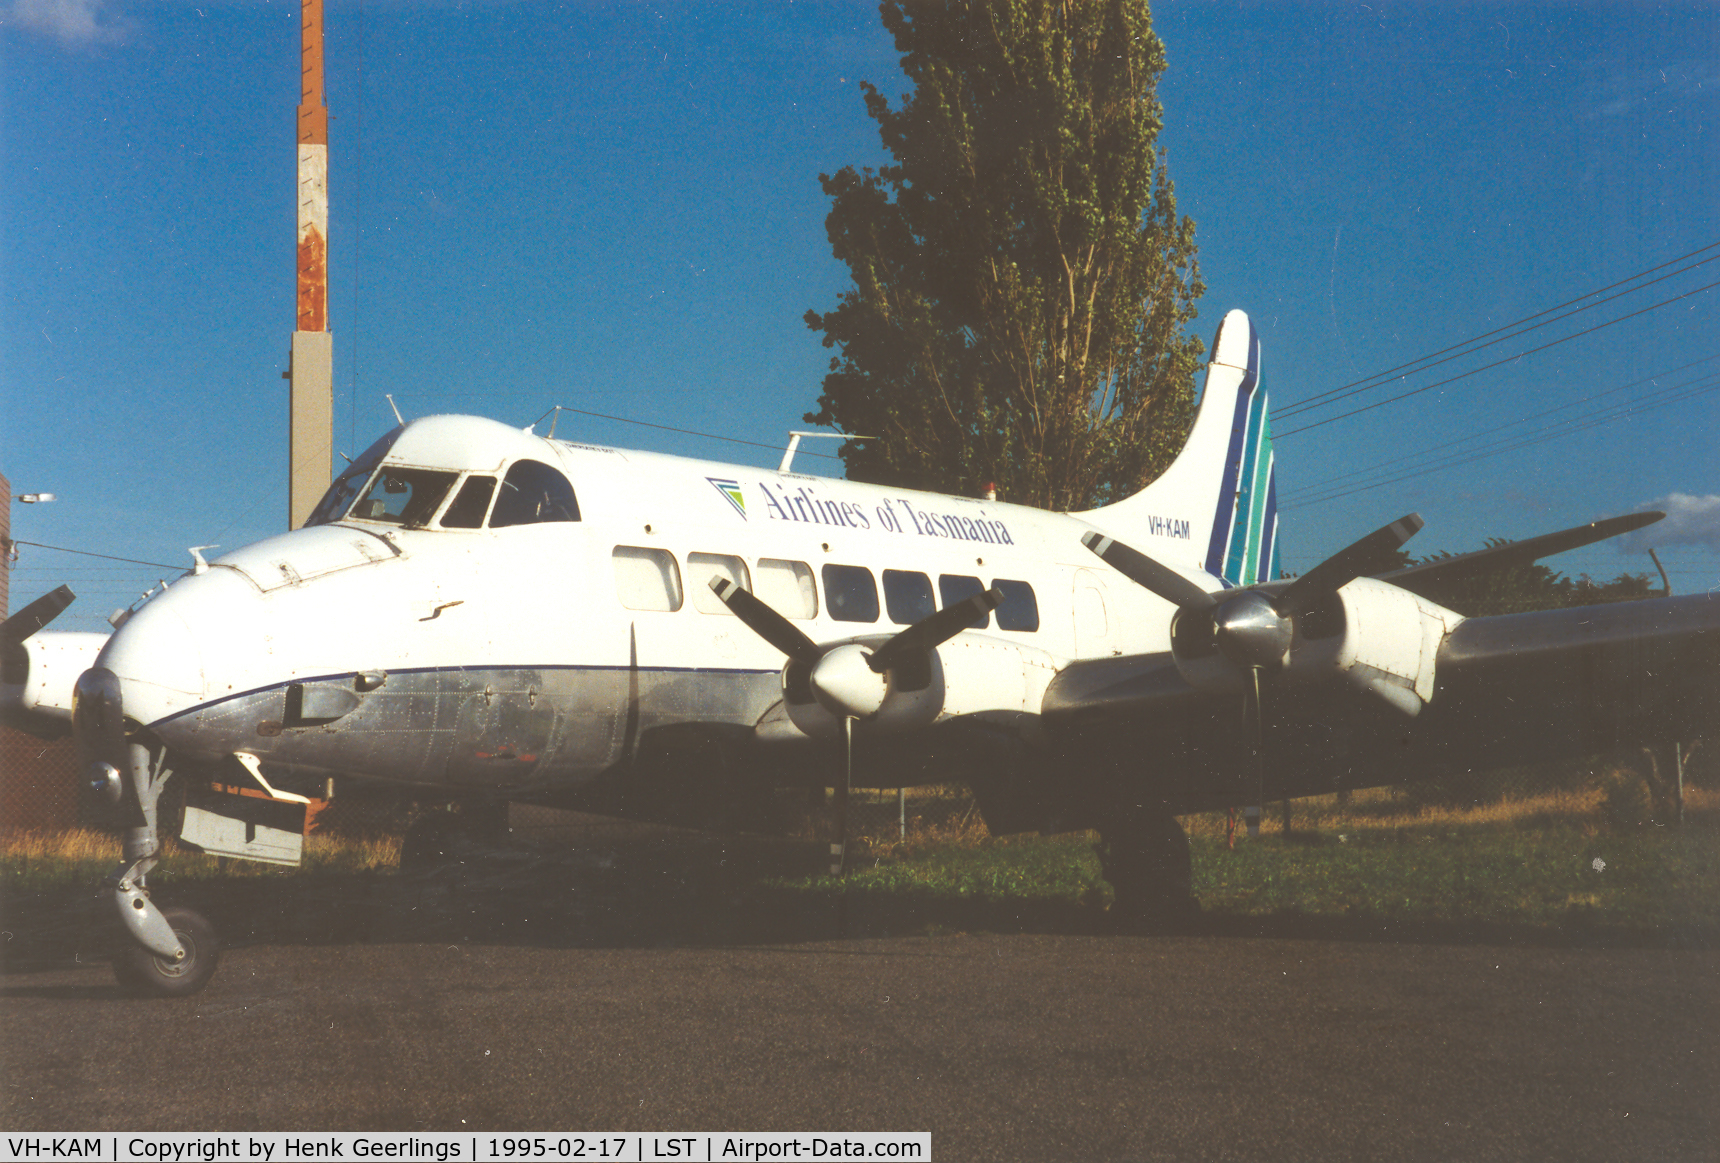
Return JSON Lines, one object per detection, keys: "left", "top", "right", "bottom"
{"left": 707, "top": 477, "right": 747, "bottom": 519}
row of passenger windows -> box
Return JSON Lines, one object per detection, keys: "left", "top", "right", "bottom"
{"left": 613, "top": 547, "right": 1040, "bottom": 633}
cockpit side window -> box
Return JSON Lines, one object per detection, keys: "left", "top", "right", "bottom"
{"left": 440, "top": 475, "right": 497, "bottom": 529}
{"left": 350, "top": 468, "right": 459, "bottom": 527}
{"left": 490, "top": 459, "right": 580, "bottom": 527}
{"left": 305, "top": 425, "right": 402, "bottom": 526}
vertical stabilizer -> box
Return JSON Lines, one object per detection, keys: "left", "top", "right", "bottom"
{"left": 1076, "top": 309, "right": 1280, "bottom": 587}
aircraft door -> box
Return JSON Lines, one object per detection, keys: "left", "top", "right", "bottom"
{"left": 1072, "top": 568, "right": 1112, "bottom": 657}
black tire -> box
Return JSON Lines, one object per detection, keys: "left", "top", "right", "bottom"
{"left": 1097, "top": 808, "right": 1199, "bottom": 931}
{"left": 112, "top": 906, "right": 220, "bottom": 997}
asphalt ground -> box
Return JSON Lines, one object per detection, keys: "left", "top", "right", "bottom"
{"left": 2, "top": 828, "right": 1716, "bottom": 1161}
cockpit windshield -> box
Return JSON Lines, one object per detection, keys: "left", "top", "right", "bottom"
{"left": 350, "top": 468, "right": 459, "bottom": 527}
{"left": 303, "top": 426, "right": 581, "bottom": 531}
{"left": 304, "top": 426, "right": 402, "bottom": 527}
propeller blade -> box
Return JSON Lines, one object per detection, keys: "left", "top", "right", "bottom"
{"left": 1244, "top": 667, "right": 1264, "bottom": 838}
{"left": 1374, "top": 510, "right": 1663, "bottom": 596}
{"left": 709, "top": 577, "right": 823, "bottom": 667}
{"left": 830, "top": 716, "right": 853, "bottom": 878}
{"left": 0, "top": 584, "right": 75, "bottom": 647}
{"left": 1274, "top": 513, "right": 1424, "bottom": 618}
{"left": 1081, "top": 532, "right": 1217, "bottom": 611}
{"left": 868, "top": 587, "right": 1004, "bottom": 674}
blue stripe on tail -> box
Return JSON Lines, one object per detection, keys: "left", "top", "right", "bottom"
{"left": 1204, "top": 327, "right": 1277, "bottom": 586}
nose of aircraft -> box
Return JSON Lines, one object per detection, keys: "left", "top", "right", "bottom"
{"left": 93, "top": 583, "right": 213, "bottom": 728}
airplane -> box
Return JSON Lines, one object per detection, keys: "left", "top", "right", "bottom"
{"left": 4, "top": 308, "right": 1715, "bottom": 997}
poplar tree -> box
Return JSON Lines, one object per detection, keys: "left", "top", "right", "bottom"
{"left": 804, "top": 0, "right": 1204, "bottom": 510}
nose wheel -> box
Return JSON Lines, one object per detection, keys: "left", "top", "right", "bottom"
{"left": 76, "top": 672, "right": 224, "bottom": 996}
{"left": 111, "top": 905, "right": 220, "bottom": 997}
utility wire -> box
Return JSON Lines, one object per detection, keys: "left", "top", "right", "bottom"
{"left": 1280, "top": 239, "right": 1720, "bottom": 417}
{"left": 1283, "top": 372, "right": 1720, "bottom": 509}
{"left": 1282, "top": 352, "right": 1720, "bottom": 501}
{"left": 1289, "top": 373, "right": 1720, "bottom": 508}
{"left": 8, "top": 541, "right": 181, "bottom": 570}
{"left": 1277, "top": 277, "right": 1720, "bottom": 439}
{"left": 1279, "top": 252, "right": 1720, "bottom": 421}
{"left": 544, "top": 405, "right": 845, "bottom": 462}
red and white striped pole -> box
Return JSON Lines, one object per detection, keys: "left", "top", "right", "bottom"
{"left": 288, "top": 0, "right": 333, "bottom": 529}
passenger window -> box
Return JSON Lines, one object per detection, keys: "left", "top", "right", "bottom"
{"left": 351, "top": 467, "right": 458, "bottom": 527}
{"left": 882, "top": 570, "right": 935, "bottom": 625}
{"left": 492, "top": 459, "right": 580, "bottom": 527}
{"left": 822, "top": 564, "right": 879, "bottom": 623}
{"left": 440, "top": 475, "right": 496, "bottom": 529}
{"left": 993, "top": 579, "right": 1040, "bottom": 632}
{"left": 755, "top": 558, "right": 818, "bottom": 620}
{"left": 938, "top": 574, "right": 990, "bottom": 629}
{"left": 687, "top": 553, "right": 751, "bottom": 615}
{"left": 613, "top": 546, "right": 683, "bottom": 612}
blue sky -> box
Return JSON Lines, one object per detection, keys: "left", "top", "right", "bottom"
{"left": 4, "top": 0, "right": 1717, "bottom": 632}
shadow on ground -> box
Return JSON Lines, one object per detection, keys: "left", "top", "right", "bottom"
{"left": 4, "top": 813, "right": 1715, "bottom": 977}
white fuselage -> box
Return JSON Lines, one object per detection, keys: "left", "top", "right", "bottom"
{"left": 93, "top": 415, "right": 1204, "bottom": 793}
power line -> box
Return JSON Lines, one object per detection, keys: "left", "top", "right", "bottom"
{"left": 1282, "top": 353, "right": 1720, "bottom": 502}
{"left": 542, "top": 405, "right": 846, "bottom": 463}
{"left": 8, "top": 541, "right": 181, "bottom": 570}
{"left": 1277, "top": 276, "right": 1720, "bottom": 439}
{"left": 1283, "top": 371, "right": 1720, "bottom": 509}
{"left": 1280, "top": 239, "right": 1720, "bottom": 418}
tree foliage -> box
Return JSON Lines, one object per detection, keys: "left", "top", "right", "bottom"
{"left": 804, "top": 0, "right": 1204, "bottom": 511}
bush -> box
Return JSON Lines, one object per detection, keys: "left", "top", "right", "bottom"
{"left": 1597, "top": 768, "right": 1654, "bottom": 830}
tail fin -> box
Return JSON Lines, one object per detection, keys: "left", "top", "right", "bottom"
{"left": 1077, "top": 309, "right": 1280, "bottom": 587}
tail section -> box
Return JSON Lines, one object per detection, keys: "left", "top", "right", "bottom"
{"left": 1077, "top": 309, "right": 1280, "bottom": 586}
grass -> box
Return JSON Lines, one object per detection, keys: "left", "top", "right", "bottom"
{"left": 3, "top": 785, "right": 1714, "bottom": 943}
{"left": 813, "top": 783, "right": 1720, "bottom": 937}
{"left": 0, "top": 828, "right": 401, "bottom": 891}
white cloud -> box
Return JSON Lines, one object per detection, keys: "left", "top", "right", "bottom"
{"left": 7, "top": 0, "right": 131, "bottom": 48}
{"left": 1620, "top": 494, "right": 1720, "bottom": 552}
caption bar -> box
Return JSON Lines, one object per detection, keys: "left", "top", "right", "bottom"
{"left": 2, "top": 1135, "right": 929, "bottom": 1162}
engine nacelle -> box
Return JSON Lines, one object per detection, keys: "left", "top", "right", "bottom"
{"left": 1172, "top": 578, "right": 1462, "bottom": 716}
{"left": 0, "top": 630, "right": 112, "bottom": 735}
{"left": 780, "top": 635, "right": 947, "bottom": 741}
{"left": 773, "top": 633, "right": 1061, "bottom": 742}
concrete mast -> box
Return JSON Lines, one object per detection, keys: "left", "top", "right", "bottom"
{"left": 288, "top": 0, "right": 333, "bottom": 529}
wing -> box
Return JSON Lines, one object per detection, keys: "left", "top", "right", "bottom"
{"left": 1042, "top": 589, "right": 1720, "bottom": 816}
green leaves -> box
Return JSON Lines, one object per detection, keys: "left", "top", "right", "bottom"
{"left": 807, "top": 0, "right": 1204, "bottom": 510}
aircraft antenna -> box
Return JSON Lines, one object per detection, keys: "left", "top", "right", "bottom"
{"left": 1649, "top": 547, "right": 1672, "bottom": 597}
{"left": 287, "top": 0, "right": 334, "bottom": 530}
{"left": 779, "top": 431, "right": 874, "bottom": 473}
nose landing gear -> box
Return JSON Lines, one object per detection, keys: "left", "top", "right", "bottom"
{"left": 76, "top": 668, "right": 221, "bottom": 996}
{"left": 111, "top": 904, "right": 220, "bottom": 997}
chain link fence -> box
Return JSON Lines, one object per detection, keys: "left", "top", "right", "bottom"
{"left": 1, "top": 728, "right": 986, "bottom": 866}
{"left": 0, "top": 727, "right": 80, "bottom": 831}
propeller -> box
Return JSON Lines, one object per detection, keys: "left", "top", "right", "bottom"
{"left": 711, "top": 576, "right": 1003, "bottom": 874}
{"left": 0, "top": 583, "right": 75, "bottom": 650}
{"left": 1, "top": 584, "right": 75, "bottom": 696}
{"left": 1084, "top": 515, "right": 1426, "bottom": 829}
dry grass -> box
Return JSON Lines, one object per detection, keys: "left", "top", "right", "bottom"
{"left": 1182, "top": 785, "right": 1625, "bottom": 837}
{"left": 0, "top": 827, "right": 400, "bottom": 886}
{"left": 848, "top": 788, "right": 992, "bottom": 859}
